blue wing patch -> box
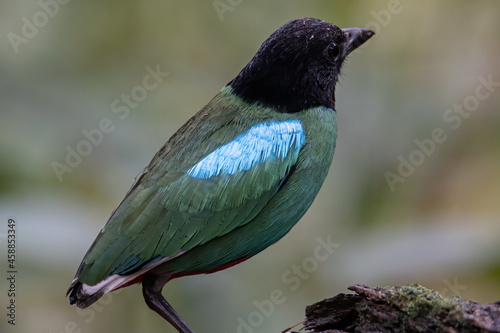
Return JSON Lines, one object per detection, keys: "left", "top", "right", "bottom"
{"left": 187, "top": 120, "right": 306, "bottom": 179}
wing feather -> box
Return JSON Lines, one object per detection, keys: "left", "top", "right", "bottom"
{"left": 77, "top": 119, "right": 306, "bottom": 285}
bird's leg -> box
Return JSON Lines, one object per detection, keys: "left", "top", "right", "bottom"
{"left": 142, "top": 274, "right": 195, "bottom": 333}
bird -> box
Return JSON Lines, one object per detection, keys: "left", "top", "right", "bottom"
{"left": 67, "top": 17, "right": 374, "bottom": 333}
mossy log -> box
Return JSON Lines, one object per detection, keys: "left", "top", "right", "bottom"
{"left": 303, "top": 284, "right": 500, "bottom": 333}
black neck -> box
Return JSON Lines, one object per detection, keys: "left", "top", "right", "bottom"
{"left": 229, "top": 63, "right": 336, "bottom": 113}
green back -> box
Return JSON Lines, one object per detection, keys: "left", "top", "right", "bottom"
{"left": 77, "top": 87, "right": 336, "bottom": 285}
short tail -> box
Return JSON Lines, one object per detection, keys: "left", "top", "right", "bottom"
{"left": 66, "top": 278, "right": 109, "bottom": 308}
{"left": 66, "top": 270, "right": 152, "bottom": 308}
{"left": 66, "top": 273, "right": 133, "bottom": 308}
{"left": 67, "top": 255, "right": 177, "bottom": 308}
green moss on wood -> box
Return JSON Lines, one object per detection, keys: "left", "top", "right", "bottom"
{"left": 304, "top": 284, "right": 500, "bottom": 333}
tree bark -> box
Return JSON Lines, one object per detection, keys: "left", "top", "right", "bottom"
{"left": 303, "top": 284, "right": 500, "bottom": 333}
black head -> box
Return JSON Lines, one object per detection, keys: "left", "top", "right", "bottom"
{"left": 229, "top": 18, "right": 374, "bottom": 113}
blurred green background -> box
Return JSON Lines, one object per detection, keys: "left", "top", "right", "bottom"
{"left": 1, "top": 1, "right": 500, "bottom": 332}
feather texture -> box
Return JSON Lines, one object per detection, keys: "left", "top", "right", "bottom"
{"left": 72, "top": 88, "right": 313, "bottom": 287}
{"left": 187, "top": 120, "right": 305, "bottom": 179}
{"left": 66, "top": 20, "right": 375, "bottom": 331}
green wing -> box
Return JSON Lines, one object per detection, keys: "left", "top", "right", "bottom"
{"left": 77, "top": 106, "right": 305, "bottom": 285}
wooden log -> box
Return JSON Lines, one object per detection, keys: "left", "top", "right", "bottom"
{"left": 302, "top": 284, "right": 500, "bottom": 333}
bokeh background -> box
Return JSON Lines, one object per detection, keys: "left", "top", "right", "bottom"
{"left": 1, "top": 1, "right": 500, "bottom": 332}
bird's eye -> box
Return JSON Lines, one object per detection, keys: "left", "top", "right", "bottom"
{"left": 326, "top": 42, "right": 340, "bottom": 61}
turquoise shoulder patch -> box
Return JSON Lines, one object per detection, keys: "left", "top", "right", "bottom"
{"left": 187, "top": 120, "right": 305, "bottom": 179}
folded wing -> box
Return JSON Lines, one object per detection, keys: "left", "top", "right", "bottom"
{"left": 74, "top": 119, "right": 306, "bottom": 287}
